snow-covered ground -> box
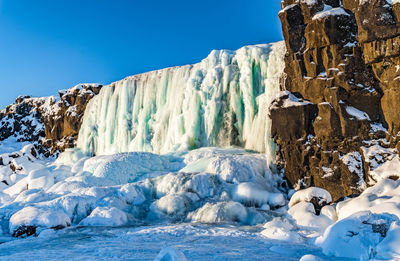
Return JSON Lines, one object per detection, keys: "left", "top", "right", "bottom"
{"left": 0, "top": 139, "right": 400, "bottom": 260}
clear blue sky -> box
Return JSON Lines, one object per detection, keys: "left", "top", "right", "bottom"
{"left": 0, "top": 0, "right": 283, "bottom": 108}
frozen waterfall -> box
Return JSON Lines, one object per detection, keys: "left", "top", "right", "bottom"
{"left": 77, "top": 41, "right": 285, "bottom": 164}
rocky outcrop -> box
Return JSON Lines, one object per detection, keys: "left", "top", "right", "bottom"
{"left": 273, "top": 0, "right": 400, "bottom": 201}
{"left": 0, "top": 84, "right": 102, "bottom": 156}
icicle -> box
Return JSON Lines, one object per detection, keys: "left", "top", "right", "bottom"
{"left": 77, "top": 42, "right": 286, "bottom": 167}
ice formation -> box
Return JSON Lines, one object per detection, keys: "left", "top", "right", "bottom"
{"left": 77, "top": 42, "right": 286, "bottom": 167}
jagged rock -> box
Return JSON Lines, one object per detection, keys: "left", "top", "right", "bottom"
{"left": 270, "top": 91, "right": 318, "bottom": 141}
{"left": 12, "top": 225, "right": 37, "bottom": 238}
{"left": 0, "top": 84, "right": 103, "bottom": 155}
{"left": 275, "top": 0, "right": 400, "bottom": 201}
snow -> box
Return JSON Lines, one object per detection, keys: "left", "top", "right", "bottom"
{"left": 345, "top": 106, "right": 370, "bottom": 121}
{"left": 2, "top": 135, "right": 400, "bottom": 259}
{"left": 288, "top": 187, "right": 332, "bottom": 208}
{"left": 9, "top": 206, "right": 71, "bottom": 234}
{"left": 77, "top": 42, "right": 286, "bottom": 163}
{"left": 300, "top": 0, "right": 317, "bottom": 6}
{"left": 386, "top": 0, "right": 400, "bottom": 5}
{"left": 361, "top": 144, "right": 400, "bottom": 184}
{"left": 316, "top": 211, "right": 399, "bottom": 259}
{"left": 288, "top": 201, "right": 335, "bottom": 233}
{"left": 299, "top": 255, "right": 323, "bottom": 261}
{"left": 340, "top": 151, "right": 367, "bottom": 190}
{"left": 261, "top": 217, "right": 304, "bottom": 243}
{"left": 79, "top": 207, "right": 128, "bottom": 227}
{"left": 313, "top": 6, "right": 350, "bottom": 21}
{"left": 232, "top": 182, "right": 285, "bottom": 208}
{"left": 271, "top": 91, "right": 313, "bottom": 109}
{"left": 189, "top": 201, "right": 248, "bottom": 224}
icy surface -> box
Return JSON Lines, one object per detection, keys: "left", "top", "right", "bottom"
{"left": 0, "top": 224, "right": 346, "bottom": 261}
{"left": 77, "top": 43, "right": 286, "bottom": 166}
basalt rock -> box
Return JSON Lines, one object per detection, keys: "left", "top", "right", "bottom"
{"left": 0, "top": 84, "right": 102, "bottom": 156}
{"left": 274, "top": 0, "right": 400, "bottom": 201}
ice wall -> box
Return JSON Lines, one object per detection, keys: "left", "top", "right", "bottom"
{"left": 77, "top": 42, "right": 285, "bottom": 162}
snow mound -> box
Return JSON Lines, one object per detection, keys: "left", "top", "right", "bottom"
{"left": 79, "top": 207, "right": 128, "bottom": 227}
{"left": 336, "top": 178, "right": 400, "bottom": 220}
{"left": 261, "top": 217, "right": 304, "bottom": 243}
{"left": 316, "top": 211, "right": 399, "bottom": 259}
{"left": 288, "top": 201, "right": 334, "bottom": 233}
{"left": 83, "top": 152, "right": 183, "bottom": 185}
{"left": 9, "top": 206, "right": 70, "bottom": 235}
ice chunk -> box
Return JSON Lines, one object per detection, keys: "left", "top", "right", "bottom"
{"left": 149, "top": 194, "right": 191, "bottom": 220}
{"left": 154, "top": 246, "right": 187, "bottom": 261}
{"left": 299, "top": 255, "right": 323, "bottom": 261}
{"left": 261, "top": 217, "right": 304, "bottom": 243}
{"left": 154, "top": 172, "right": 216, "bottom": 199}
{"left": 232, "top": 182, "right": 284, "bottom": 208}
{"left": 189, "top": 201, "right": 247, "bottom": 224}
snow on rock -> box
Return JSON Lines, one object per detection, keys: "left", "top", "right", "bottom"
{"left": 340, "top": 151, "right": 367, "bottom": 190}
{"left": 9, "top": 206, "right": 70, "bottom": 235}
{"left": 361, "top": 143, "right": 400, "bottom": 184}
{"left": 154, "top": 246, "right": 187, "bottom": 261}
{"left": 288, "top": 187, "right": 332, "bottom": 210}
{"left": 316, "top": 211, "right": 399, "bottom": 259}
{"left": 312, "top": 6, "right": 350, "bottom": 21}
{"left": 336, "top": 178, "right": 400, "bottom": 220}
{"left": 79, "top": 207, "right": 128, "bottom": 227}
{"left": 345, "top": 106, "right": 371, "bottom": 121}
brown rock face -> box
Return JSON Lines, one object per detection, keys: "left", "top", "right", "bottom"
{"left": 41, "top": 84, "right": 102, "bottom": 154}
{"left": 0, "top": 84, "right": 102, "bottom": 156}
{"left": 273, "top": 0, "right": 400, "bottom": 201}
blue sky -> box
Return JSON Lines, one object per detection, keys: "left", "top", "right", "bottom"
{"left": 0, "top": 0, "right": 283, "bottom": 108}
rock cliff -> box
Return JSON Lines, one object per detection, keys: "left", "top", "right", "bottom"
{"left": 0, "top": 84, "right": 102, "bottom": 156}
{"left": 273, "top": 0, "right": 400, "bottom": 201}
